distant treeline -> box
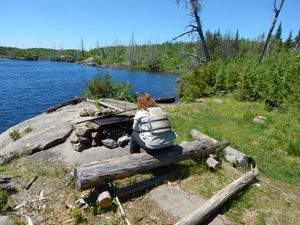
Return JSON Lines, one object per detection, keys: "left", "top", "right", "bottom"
{"left": 1, "top": 27, "right": 299, "bottom": 74}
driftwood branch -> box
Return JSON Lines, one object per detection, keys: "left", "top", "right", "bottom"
{"left": 175, "top": 168, "right": 260, "bottom": 225}
{"left": 74, "top": 139, "right": 227, "bottom": 191}
{"left": 46, "top": 97, "right": 84, "bottom": 113}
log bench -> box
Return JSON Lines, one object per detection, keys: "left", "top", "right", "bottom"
{"left": 74, "top": 139, "right": 228, "bottom": 191}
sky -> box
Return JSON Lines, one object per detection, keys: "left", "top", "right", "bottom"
{"left": 0, "top": 0, "right": 299, "bottom": 49}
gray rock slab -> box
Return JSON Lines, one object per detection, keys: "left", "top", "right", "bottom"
{"left": 27, "top": 139, "right": 130, "bottom": 165}
{"left": 150, "top": 186, "right": 231, "bottom": 225}
{"left": 0, "top": 216, "right": 16, "bottom": 225}
{"left": 0, "top": 102, "right": 98, "bottom": 165}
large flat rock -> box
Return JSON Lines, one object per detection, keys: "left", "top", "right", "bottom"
{"left": 0, "top": 101, "right": 98, "bottom": 165}
{"left": 150, "top": 186, "right": 231, "bottom": 225}
{"left": 27, "top": 139, "right": 130, "bottom": 165}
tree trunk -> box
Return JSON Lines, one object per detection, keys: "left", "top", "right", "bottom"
{"left": 74, "top": 139, "right": 224, "bottom": 191}
{"left": 175, "top": 168, "right": 260, "bottom": 225}
{"left": 257, "top": 0, "right": 285, "bottom": 64}
{"left": 192, "top": 2, "right": 211, "bottom": 62}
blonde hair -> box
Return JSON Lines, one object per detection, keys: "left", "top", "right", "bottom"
{"left": 137, "top": 93, "right": 157, "bottom": 109}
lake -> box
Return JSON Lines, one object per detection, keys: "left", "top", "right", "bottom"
{"left": 0, "top": 59, "right": 179, "bottom": 133}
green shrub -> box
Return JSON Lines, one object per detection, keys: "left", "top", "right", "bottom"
{"left": 179, "top": 50, "right": 300, "bottom": 116}
{"left": 85, "top": 73, "right": 137, "bottom": 102}
{"left": 85, "top": 73, "right": 113, "bottom": 99}
{"left": 112, "top": 81, "right": 138, "bottom": 102}
{"left": 0, "top": 191, "right": 8, "bottom": 211}
{"left": 9, "top": 129, "right": 21, "bottom": 141}
{"left": 179, "top": 62, "right": 216, "bottom": 100}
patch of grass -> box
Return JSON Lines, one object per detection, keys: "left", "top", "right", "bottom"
{"left": 9, "top": 129, "right": 21, "bottom": 141}
{"left": 71, "top": 207, "right": 86, "bottom": 224}
{"left": 24, "top": 127, "right": 33, "bottom": 134}
{"left": 0, "top": 190, "right": 8, "bottom": 211}
{"left": 166, "top": 97, "right": 300, "bottom": 187}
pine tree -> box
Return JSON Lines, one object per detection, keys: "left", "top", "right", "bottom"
{"left": 274, "top": 23, "right": 282, "bottom": 41}
{"left": 294, "top": 29, "right": 300, "bottom": 49}
{"left": 234, "top": 30, "right": 240, "bottom": 52}
{"left": 283, "top": 31, "right": 293, "bottom": 49}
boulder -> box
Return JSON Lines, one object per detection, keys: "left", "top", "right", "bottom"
{"left": 59, "top": 55, "right": 75, "bottom": 62}
{"left": 86, "top": 122, "right": 100, "bottom": 130}
{"left": 80, "top": 108, "right": 95, "bottom": 117}
{"left": 101, "top": 139, "right": 117, "bottom": 149}
{"left": 81, "top": 57, "right": 98, "bottom": 66}
{"left": 75, "top": 126, "right": 92, "bottom": 137}
{"left": 213, "top": 99, "right": 224, "bottom": 104}
{"left": 117, "top": 135, "right": 130, "bottom": 147}
{"left": 252, "top": 116, "right": 267, "bottom": 124}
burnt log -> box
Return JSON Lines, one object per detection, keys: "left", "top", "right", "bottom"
{"left": 175, "top": 168, "right": 260, "bottom": 225}
{"left": 74, "top": 139, "right": 227, "bottom": 191}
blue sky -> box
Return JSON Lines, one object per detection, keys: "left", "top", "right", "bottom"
{"left": 0, "top": 0, "right": 299, "bottom": 49}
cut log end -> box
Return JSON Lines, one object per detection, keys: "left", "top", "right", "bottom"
{"left": 206, "top": 157, "right": 221, "bottom": 170}
{"left": 97, "top": 192, "right": 112, "bottom": 208}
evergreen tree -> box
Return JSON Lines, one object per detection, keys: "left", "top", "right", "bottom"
{"left": 294, "top": 29, "right": 300, "bottom": 49}
{"left": 274, "top": 23, "right": 282, "bottom": 44}
{"left": 234, "top": 30, "right": 240, "bottom": 52}
{"left": 283, "top": 31, "right": 293, "bottom": 49}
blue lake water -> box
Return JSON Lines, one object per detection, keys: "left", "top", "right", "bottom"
{"left": 0, "top": 59, "right": 179, "bottom": 133}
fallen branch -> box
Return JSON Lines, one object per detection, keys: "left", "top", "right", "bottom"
{"left": 175, "top": 168, "right": 260, "bottom": 225}
{"left": 24, "top": 175, "right": 38, "bottom": 190}
{"left": 116, "top": 196, "right": 132, "bottom": 225}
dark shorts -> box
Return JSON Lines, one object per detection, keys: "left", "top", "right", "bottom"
{"left": 130, "top": 131, "right": 172, "bottom": 154}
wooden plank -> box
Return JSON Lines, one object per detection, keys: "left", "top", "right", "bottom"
{"left": 74, "top": 139, "right": 227, "bottom": 191}
{"left": 175, "top": 168, "right": 260, "bottom": 225}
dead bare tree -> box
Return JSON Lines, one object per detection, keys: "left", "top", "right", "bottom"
{"left": 257, "top": 0, "right": 285, "bottom": 64}
{"left": 174, "top": 0, "right": 211, "bottom": 63}
{"left": 80, "top": 38, "right": 85, "bottom": 56}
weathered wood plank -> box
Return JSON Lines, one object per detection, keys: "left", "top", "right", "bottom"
{"left": 175, "top": 168, "right": 260, "bottom": 225}
{"left": 74, "top": 139, "right": 226, "bottom": 191}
